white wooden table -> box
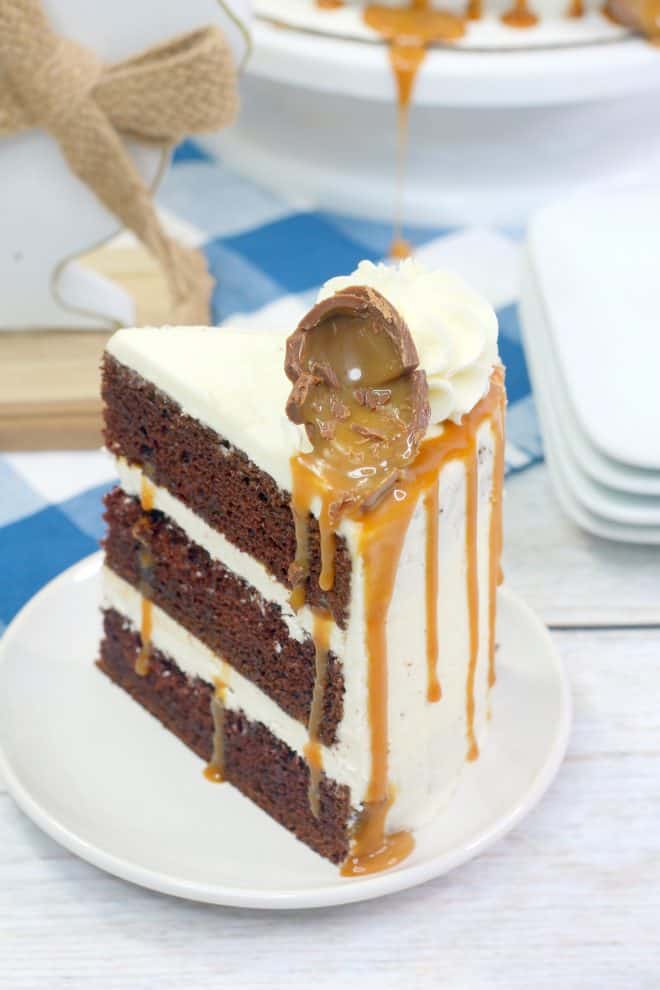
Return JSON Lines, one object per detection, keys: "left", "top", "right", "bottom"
{"left": 2, "top": 462, "right": 659, "bottom": 989}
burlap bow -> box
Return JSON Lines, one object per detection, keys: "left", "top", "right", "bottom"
{"left": 0, "top": 0, "right": 240, "bottom": 325}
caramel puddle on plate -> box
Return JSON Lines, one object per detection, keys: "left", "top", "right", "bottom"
{"left": 424, "top": 479, "right": 441, "bottom": 703}
{"left": 342, "top": 372, "right": 506, "bottom": 873}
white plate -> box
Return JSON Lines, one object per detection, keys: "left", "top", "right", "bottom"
{"left": 521, "top": 256, "right": 660, "bottom": 497}
{"left": 528, "top": 191, "right": 660, "bottom": 471}
{"left": 0, "top": 553, "right": 571, "bottom": 910}
{"left": 520, "top": 267, "right": 660, "bottom": 543}
{"left": 520, "top": 257, "right": 660, "bottom": 517}
{"left": 523, "top": 252, "right": 660, "bottom": 498}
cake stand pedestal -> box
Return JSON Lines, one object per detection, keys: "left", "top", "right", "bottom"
{"left": 210, "top": 20, "right": 660, "bottom": 226}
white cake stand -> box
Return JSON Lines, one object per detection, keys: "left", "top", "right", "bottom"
{"left": 210, "top": 12, "right": 660, "bottom": 226}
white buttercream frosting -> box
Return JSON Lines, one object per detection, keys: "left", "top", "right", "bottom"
{"left": 318, "top": 258, "right": 499, "bottom": 425}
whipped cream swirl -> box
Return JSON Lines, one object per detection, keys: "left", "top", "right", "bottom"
{"left": 318, "top": 258, "right": 499, "bottom": 425}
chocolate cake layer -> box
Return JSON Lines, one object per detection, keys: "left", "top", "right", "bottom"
{"left": 98, "top": 608, "right": 351, "bottom": 864}
{"left": 104, "top": 488, "right": 344, "bottom": 747}
{"left": 102, "top": 354, "right": 351, "bottom": 627}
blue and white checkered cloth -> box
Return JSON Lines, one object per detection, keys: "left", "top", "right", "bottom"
{"left": 0, "top": 140, "right": 542, "bottom": 633}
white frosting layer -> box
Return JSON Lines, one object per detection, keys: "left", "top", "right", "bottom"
{"left": 319, "top": 259, "right": 499, "bottom": 425}
{"left": 107, "top": 327, "right": 296, "bottom": 493}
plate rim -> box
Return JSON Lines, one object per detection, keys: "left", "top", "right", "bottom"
{"left": 0, "top": 552, "right": 572, "bottom": 910}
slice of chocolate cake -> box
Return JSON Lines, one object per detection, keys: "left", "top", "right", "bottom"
{"left": 98, "top": 258, "right": 505, "bottom": 875}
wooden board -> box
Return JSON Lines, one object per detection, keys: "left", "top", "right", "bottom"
{"left": 0, "top": 244, "right": 167, "bottom": 451}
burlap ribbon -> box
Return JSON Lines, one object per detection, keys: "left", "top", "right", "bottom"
{"left": 0, "top": 0, "right": 240, "bottom": 324}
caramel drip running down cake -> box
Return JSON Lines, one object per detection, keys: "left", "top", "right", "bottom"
{"left": 98, "top": 259, "right": 506, "bottom": 875}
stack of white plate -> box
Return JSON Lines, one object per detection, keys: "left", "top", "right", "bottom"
{"left": 520, "top": 189, "right": 660, "bottom": 544}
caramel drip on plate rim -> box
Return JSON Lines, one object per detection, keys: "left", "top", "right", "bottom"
{"left": 291, "top": 369, "right": 505, "bottom": 876}
{"left": 304, "top": 610, "right": 334, "bottom": 817}
{"left": 204, "top": 678, "right": 228, "bottom": 783}
{"left": 318, "top": 497, "right": 337, "bottom": 592}
{"left": 424, "top": 480, "right": 441, "bottom": 703}
{"left": 135, "top": 475, "right": 155, "bottom": 677}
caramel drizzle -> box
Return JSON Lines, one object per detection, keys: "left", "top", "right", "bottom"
{"left": 464, "top": 448, "right": 480, "bottom": 762}
{"left": 363, "top": 2, "right": 465, "bottom": 259}
{"left": 135, "top": 475, "right": 155, "bottom": 677}
{"left": 424, "top": 480, "right": 441, "bottom": 703}
{"left": 289, "top": 457, "right": 338, "bottom": 612}
{"left": 204, "top": 678, "right": 228, "bottom": 783}
{"left": 426, "top": 374, "right": 504, "bottom": 762}
{"left": 342, "top": 790, "right": 414, "bottom": 877}
{"left": 291, "top": 369, "right": 505, "bottom": 876}
{"left": 304, "top": 610, "right": 333, "bottom": 817}
{"left": 488, "top": 400, "right": 505, "bottom": 689}
{"left": 566, "top": 0, "right": 584, "bottom": 16}
{"left": 501, "top": 0, "right": 539, "bottom": 27}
